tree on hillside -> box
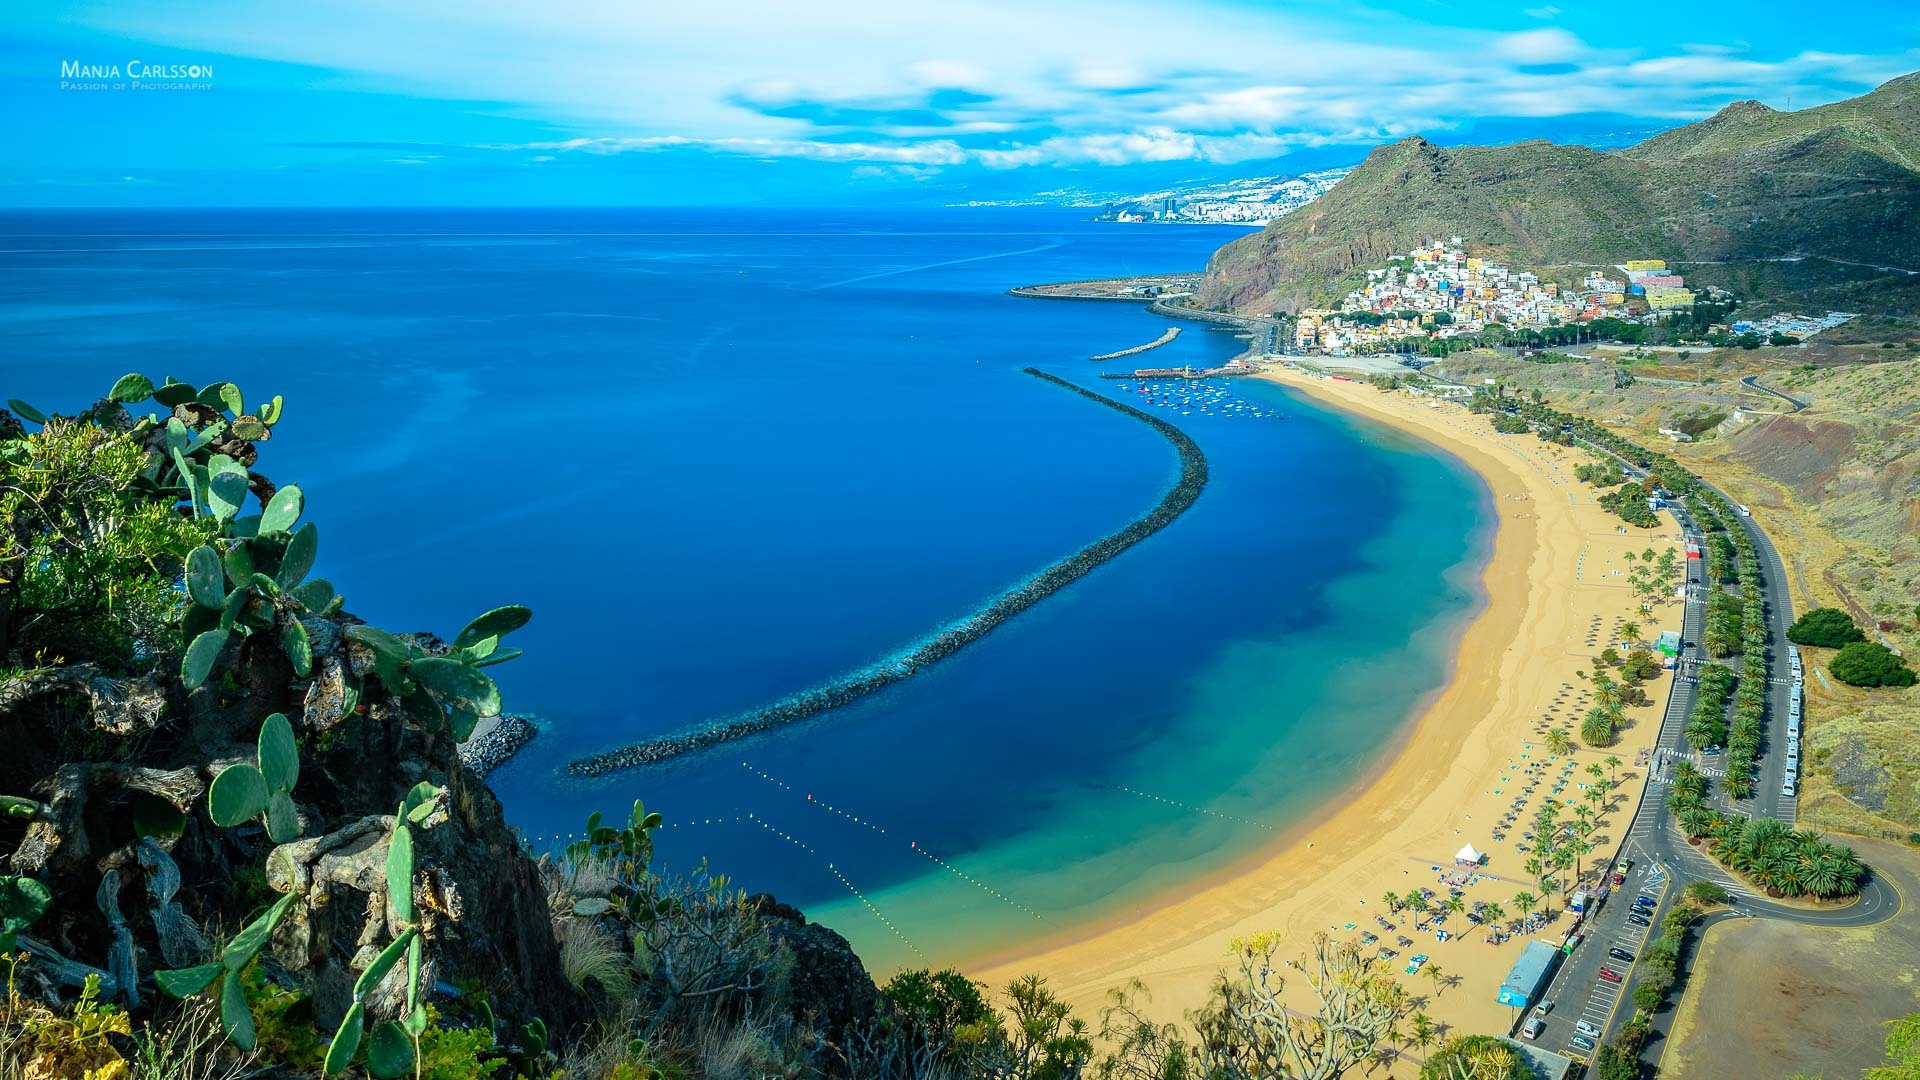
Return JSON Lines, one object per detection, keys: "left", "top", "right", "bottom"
{"left": 1831, "top": 641, "right": 1918, "bottom": 688}
{"left": 1787, "top": 607, "right": 1867, "bottom": 648}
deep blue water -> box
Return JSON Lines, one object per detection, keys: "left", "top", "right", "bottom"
{"left": 0, "top": 208, "right": 1492, "bottom": 972}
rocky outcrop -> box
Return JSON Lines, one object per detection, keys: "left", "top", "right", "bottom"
{"left": 749, "top": 894, "right": 878, "bottom": 1044}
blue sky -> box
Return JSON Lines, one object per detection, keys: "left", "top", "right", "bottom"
{"left": 4, "top": 0, "right": 1918, "bottom": 206}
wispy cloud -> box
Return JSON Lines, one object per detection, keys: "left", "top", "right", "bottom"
{"left": 53, "top": 0, "right": 1920, "bottom": 174}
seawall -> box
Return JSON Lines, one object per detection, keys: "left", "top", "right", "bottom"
{"left": 565, "top": 368, "right": 1209, "bottom": 776}
{"left": 1090, "top": 327, "right": 1180, "bottom": 361}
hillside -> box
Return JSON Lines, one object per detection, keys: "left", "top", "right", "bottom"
{"left": 1198, "top": 72, "right": 1920, "bottom": 315}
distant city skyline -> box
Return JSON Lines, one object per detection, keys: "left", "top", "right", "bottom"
{"left": 5, "top": 0, "right": 1918, "bottom": 205}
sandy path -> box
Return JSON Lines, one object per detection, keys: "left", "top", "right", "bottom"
{"left": 968, "top": 368, "right": 1684, "bottom": 1067}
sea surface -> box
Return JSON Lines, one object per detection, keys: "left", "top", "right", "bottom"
{"left": 0, "top": 207, "right": 1493, "bottom": 973}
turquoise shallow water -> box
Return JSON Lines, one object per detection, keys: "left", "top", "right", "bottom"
{"left": 0, "top": 207, "right": 1492, "bottom": 973}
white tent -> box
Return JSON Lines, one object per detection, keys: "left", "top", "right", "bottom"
{"left": 1454, "top": 844, "right": 1485, "bottom": 865}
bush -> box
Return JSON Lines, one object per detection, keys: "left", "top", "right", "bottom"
{"left": 1684, "top": 880, "right": 1729, "bottom": 906}
{"left": 1786, "top": 607, "right": 1866, "bottom": 648}
{"left": 1830, "top": 641, "right": 1918, "bottom": 688}
{"left": 1632, "top": 980, "right": 1665, "bottom": 1012}
{"left": 1419, "top": 1034, "right": 1531, "bottom": 1080}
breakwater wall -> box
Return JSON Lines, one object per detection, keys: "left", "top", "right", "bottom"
{"left": 1090, "top": 327, "right": 1180, "bottom": 361}
{"left": 565, "top": 368, "right": 1209, "bottom": 777}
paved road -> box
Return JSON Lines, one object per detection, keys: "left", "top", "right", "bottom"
{"left": 1740, "top": 373, "right": 1808, "bottom": 413}
{"left": 1519, "top": 444, "right": 1897, "bottom": 1069}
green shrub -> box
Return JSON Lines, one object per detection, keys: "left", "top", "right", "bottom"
{"left": 1830, "top": 641, "right": 1918, "bottom": 688}
{"left": 1786, "top": 607, "right": 1866, "bottom": 648}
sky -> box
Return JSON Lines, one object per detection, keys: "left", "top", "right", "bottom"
{"left": 4, "top": 0, "right": 1919, "bottom": 206}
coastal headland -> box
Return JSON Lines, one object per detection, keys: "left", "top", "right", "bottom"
{"left": 969, "top": 365, "right": 1687, "bottom": 1060}
{"left": 565, "top": 368, "right": 1209, "bottom": 776}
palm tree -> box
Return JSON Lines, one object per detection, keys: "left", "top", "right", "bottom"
{"left": 1424, "top": 962, "right": 1446, "bottom": 997}
{"left": 1620, "top": 621, "right": 1641, "bottom": 646}
{"left": 1546, "top": 727, "right": 1574, "bottom": 756}
{"left": 1482, "top": 901, "right": 1507, "bottom": 928}
{"left": 1382, "top": 890, "right": 1399, "bottom": 913}
{"left": 1581, "top": 709, "right": 1615, "bottom": 748}
{"left": 1512, "top": 891, "right": 1537, "bottom": 920}
{"left": 1604, "top": 755, "right": 1623, "bottom": 782}
{"left": 1586, "top": 763, "right": 1605, "bottom": 783}
{"left": 1409, "top": 1012, "right": 1436, "bottom": 1051}
{"left": 1523, "top": 857, "right": 1547, "bottom": 893}
{"left": 1445, "top": 895, "right": 1467, "bottom": 917}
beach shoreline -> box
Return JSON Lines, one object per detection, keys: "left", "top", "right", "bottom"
{"left": 967, "top": 364, "right": 1680, "bottom": 1054}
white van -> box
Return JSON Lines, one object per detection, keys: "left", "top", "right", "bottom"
{"left": 1783, "top": 778, "right": 1797, "bottom": 797}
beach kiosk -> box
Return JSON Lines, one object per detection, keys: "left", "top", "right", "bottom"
{"left": 1454, "top": 843, "right": 1485, "bottom": 868}
{"left": 1497, "top": 940, "right": 1560, "bottom": 1008}
{"left": 1655, "top": 630, "right": 1682, "bottom": 657}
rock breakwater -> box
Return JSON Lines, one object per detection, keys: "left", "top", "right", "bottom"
{"left": 565, "top": 368, "right": 1208, "bottom": 776}
{"left": 462, "top": 713, "right": 537, "bottom": 778}
{"left": 1089, "top": 327, "right": 1180, "bottom": 361}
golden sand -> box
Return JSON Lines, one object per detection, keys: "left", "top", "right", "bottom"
{"left": 969, "top": 367, "right": 1684, "bottom": 1067}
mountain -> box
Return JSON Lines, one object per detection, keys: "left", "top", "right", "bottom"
{"left": 1197, "top": 73, "right": 1920, "bottom": 315}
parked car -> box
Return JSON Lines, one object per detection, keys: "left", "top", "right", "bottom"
{"left": 1533, "top": 1000, "right": 1555, "bottom": 1017}
{"left": 1608, "top": 947, "right": 1636, "bottom": 962}
{"left": 1636, "top": 895, "right": 1657, "bottom": 907}
{"left": 1576, "top": 1021, "right": 1603, "bottom": 1039}
{"left": 1571, "top": 1035, "right": 1597, "bottom": 1053}
{"left": 1599, "top": 967, "right": 1624, "bottom": 983}
{"left": 1522, "top": 1017, "right": 1545, "bottom": 1040}
{"left": 1627, "top": 913, "right": 1651, "bottom": 927}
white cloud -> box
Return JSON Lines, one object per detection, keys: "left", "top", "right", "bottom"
{"left": 62, "top": 0, "right": 1920, "bottom": 173}
{"left": 1493, "top": 27, "right": 1586, "bottom": 64}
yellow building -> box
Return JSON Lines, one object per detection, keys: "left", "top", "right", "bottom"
{"left": 1647, "top": 288, "right": 1695, "bottom": 310}
{"left": 1625, "top": 259, "right": 1667, "bottom": 272}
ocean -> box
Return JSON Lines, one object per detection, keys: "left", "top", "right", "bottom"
{"left": 0, "top": 207, "right": 1493, "bottom": 973}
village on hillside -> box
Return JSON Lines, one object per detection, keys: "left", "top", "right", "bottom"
{"left": 1291, "top": 241, "right": 1858, "bottom": 355}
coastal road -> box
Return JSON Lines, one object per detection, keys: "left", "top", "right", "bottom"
{"left": 1740, "top": 373, "right": 1808, "bottom": 414}
{"left": 1522, "top": 468, "right": 1895, "bottom": 1067}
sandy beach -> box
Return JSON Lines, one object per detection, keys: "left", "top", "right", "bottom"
{"left": 969, "top": 366, "right": 1686, "bottom": 1068}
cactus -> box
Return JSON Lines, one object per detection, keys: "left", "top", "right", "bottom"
{"left": 277, "top": 522, "right": 317, "bottom": 589}
{"left": 260, "top": 484, "right": 303, "bottom": 534}
{"left": 229, "top": 416, "right": 268, "bottom": 441}
{"left": 289, "top": 578, "right": 337, "bottom": 614}
{"left": 453, "top": 605, "right": 532, "bottom": 650}
{"left": 280, "top": 617, "right": 313, "bottom": 678}
{"left": 325, "top": 797, "right": 434, "bottom": 1077}
{"left": 259, "top": 394, "right": 284, "bottom": 426}
{"left": 0, "top": 874, "right": 51, "bottom": 952}
{"left": 182, "top": 628, "right": 228, "bottom": 689}
{"left": 185, "top": 546, "right": 227, "bottom": 610}
{"left": 151, "top": 379, "right": 198, "bottom": 408}
{"left": 155, "top": 891, "right": 297, "bottom": 1051}
{"left": 208, "top": 713, "right": 302, "bottom": 843}
{"left": 108, "top": 372, "right": 155, "bottom": 403}
{"left": 5, "top": 399, "right": 46, "bottom": 425}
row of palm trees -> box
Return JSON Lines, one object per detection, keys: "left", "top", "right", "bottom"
{"left": 1669, "top": 762, "right": 1865, "bottom": 898}
{"left": 1519, "top": 759, "right": 1623, "bottom": 898}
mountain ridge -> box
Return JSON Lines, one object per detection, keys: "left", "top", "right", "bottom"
{"left": 1197, "top": 72, "right": 1920, "bottom": 314}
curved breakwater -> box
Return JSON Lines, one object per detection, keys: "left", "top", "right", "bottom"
{"left": 565, "top": 367, "right": 1209, "bottom": 776}
{"left": 1089, "top": 327, "right": 1180, "bottom": 361}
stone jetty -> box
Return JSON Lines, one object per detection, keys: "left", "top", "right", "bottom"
{"left": 1089, "top": 327, "right": 1180, "bottom": 361}
{"left": 565, "top": 368, "right": 1209, "bottom": 777}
